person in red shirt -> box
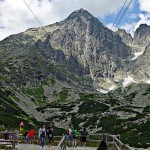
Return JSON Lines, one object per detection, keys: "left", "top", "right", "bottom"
{"left": 28, "top": 129, "right": 35, "bottom": 144}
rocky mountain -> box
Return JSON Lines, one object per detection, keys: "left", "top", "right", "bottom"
{"left": 129, "top": 43, "right": 150, "bottom": 81}
{"left": 0, "top": 9, "right": 150, "bottom": 148}
{"left": 118, "top": 24, "right": 150, "bottom": 53}
{"left": 0, "top": 9, "right": 132, "bottom": 91}
{"left": 116, "top": 29, "right": 133, "bottom": 46}
{"left": 133, "top": 24, "right": 150, "bottom": 48}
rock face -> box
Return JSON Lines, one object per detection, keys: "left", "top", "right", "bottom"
{"left": 0, "top": 9, "right": 132, "bottom": 90}
{"left": 133, "top": 24, "right": 150, "bottom": 48}
{"left": 116, "top": 29, "right": 133, "bottom": 46}
{"left": 129, "top": 44, "right": 150, "bottom": 81}
{"left": 0, "top": 10, "right": 150, "bottom": 148}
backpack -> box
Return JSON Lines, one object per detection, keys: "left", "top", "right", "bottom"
{"left": 47, "top": 128, "right": 53, "bottom": 138}
{"left": 65, "top": 129, "right": 69, "bottom": 135}
{"left": 40, "top": 130, "right": 46, "bottom": 137}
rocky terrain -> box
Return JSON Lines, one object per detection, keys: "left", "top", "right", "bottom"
{"left": 0, "top": 9, "right": 150, "bottom": 148}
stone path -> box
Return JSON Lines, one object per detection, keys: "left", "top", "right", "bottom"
{"left": 16, "top": 144, "right": 96, "bottom": 150}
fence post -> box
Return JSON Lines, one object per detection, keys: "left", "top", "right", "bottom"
{"left": 106, "top": 135, "right": 108, "bottom": 143}
{"left": 12, "top": 132, "right": 15, "bottom": 149}
{"left": 102, "top": 134, "right": 104, "bottom": 140}
{"left": 64, "top": 135, "right": 66, "bottom": 150}
{"left": 113, "top": 137, "right": 115, "bottom": 150}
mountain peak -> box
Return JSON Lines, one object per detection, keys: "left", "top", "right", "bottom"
{"left": 67, "top": 8, "right": 94, "bottom": 20}
{"left": 139, "top": 23, "right": 148, "bottom": 28}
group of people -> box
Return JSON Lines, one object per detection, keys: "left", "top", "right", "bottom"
{"left": 65, "top": 126, "right": 88, "bottom": 147}
{"left": 38, "top": 124, "right": 53, "bottom": 150}
{"left": 2, "top": 124, "right": 108, "bottom": 150}
{"left": 3, "top": 128, "right": 19, "bottom": 141}
{"left": 65, "top": 126, "right": 108, "bottom": 150}
{"left": 23, "top": 129, "right": 35, "bottom": 144}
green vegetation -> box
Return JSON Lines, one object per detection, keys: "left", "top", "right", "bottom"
{"left": 78, "top": 101, "right": 109, "bottom": 114}
{"left": 124, "top": 92, "right": 137, "bottom": 103}
{"left": 71, "top": 115, "right": 87, "bottom": 129}
{"left": 0, "top": 87, "right": 38, "bottom": 130}
{"left": 57, "top": 87, "right": 69, "bottom": 102}
{"left": 22, "top": 84, "right": 44, "bottom": 105}
{"left": 83, "top": 115, "right": 98, "bottom": 128}
{"left": 113, "top": 106, "right": 137, "bottom": 113}
{"left": 79, "top": 93, "right": 100, "bottom": 101}
{"left": 143, "top": 105, "right": 150, "bottom": 113}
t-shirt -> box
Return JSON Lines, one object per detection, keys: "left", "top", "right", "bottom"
{"left": 68, "top": 128, "right": 72, "bottom": 135}
{"left": 39, "top": 128, "right": 46, "bottom": 138}
{"left": 81, "top": 130, "right": 88, "bottom": 137}
{"left": 72, "top": 129, "right": 77, "bottom": 135}
{"left": 28, "top": 130, "right": 35, "bottom": 138}
{"left": 47, "top": 127, "right": 53, "bottom": 138}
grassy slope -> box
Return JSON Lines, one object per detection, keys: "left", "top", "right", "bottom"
{"left": 0, "top": 87, "right": 38, "bottom": 130}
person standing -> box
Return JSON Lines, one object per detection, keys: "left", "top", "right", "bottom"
{"left": 39, "top": 124, "right": 46, "bottom": 150}
{"left": 28, "top": 129, "right": 35, "bottom": 144}
{"left": 97, "top": 140, "right": 108, "bottom": 150}
{"left": 14, "top": 128, "right": 19, "bottom": 143}
{"left": 23, "top": 130, "right": 29, "bottom": 144}
{"left": 72, "top": 127, "right": 77, "bottom": 147}
{"left": 46, "top": 124, "right": 54, "bottom": 149}
{"left": 80, "top": 128, "right": 88, "bottom": 147}
{"left": 65, "top": 125, "right": 72, "bottom": 147}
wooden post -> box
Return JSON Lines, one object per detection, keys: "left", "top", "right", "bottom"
{"left": 113, "top": 137, "right": 115, "bottom": 150}
{"left": 64, "top": 135, "right": 66, "bottom": 150}
{"left": 102, "top": 133, "right": 104, "bottom": 140}
{"left": 106, "top": 135, "right": 108, "bottom": 143}
{"left": 12, "top": 132, "right": 15, "bottom": 149}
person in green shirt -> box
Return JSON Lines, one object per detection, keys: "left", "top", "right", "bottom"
{"left": 72, "top": 127, "right": 77, "bottom": 147}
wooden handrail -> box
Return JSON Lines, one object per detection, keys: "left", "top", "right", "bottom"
{"left": 56, "top": 135, "right": 66, "bottom": 150}
{"left": 0, "top": 132, "right": 16, "bottom": 149}
{"left": 0, "top": 132, "right": 134, "bottom": 150}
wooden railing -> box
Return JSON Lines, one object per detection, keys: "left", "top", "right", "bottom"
{"left": 56, "top": 135, "right": 66, "bottom": 150}
{"left": 0, "top": 131, "right": 17, "bottom": 149}
{"left": 88, "top": 133, "right": 134, "bottom": 150}
{"left": 0, "top": 132, "right": 134, "bottom": 150}
{"left": 55, "top": 133, "right": 134, "bottom": 150}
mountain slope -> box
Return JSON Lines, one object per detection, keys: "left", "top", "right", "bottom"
{"left": 0, "top": 9, "right": 150, "bottom": 148}
{"left": 0, "top": 9, "right": 132, "bottom": 91}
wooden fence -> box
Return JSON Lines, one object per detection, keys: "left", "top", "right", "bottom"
{"left": 0, "top": 131, "right": 17, "bottom": 149}
{"left": 0, "top": 132, "right": 134, "bottom": 150}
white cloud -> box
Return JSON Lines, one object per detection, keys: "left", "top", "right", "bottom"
{"left": 106, "top": 23, "right": 118, "bottom": 31}
{"left": 134, "top": 13, "right": 150, "bottom": 30}
{"left": 0, "top": 0, "right": 126, "bottom": 41}
{"left": 120, "top": 22, "right": 136, "bottom": 36}
{"left": 139, "top": 0, "right": 150, "bottom": 13}
{"left": 114, "top": 13, "right": 150, "bottom": 37}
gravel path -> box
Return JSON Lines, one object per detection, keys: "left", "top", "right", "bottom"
{"left": 16, "top": 144, "right": 96, "bottom": 150}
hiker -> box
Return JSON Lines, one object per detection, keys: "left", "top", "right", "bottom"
{"left": 28, "top": 129, "right": 35, "bottom": 144}
{"left": 80, "top": 128, "right": 88, "bottom": 147}
{"left": 72, "top": 127, "right": 77, "bottom": 147}
{"left": 23, "top": 130, "right": 29, "bottom": 143}
{"left": 4, "top": 129, "right": 9, "bottom": 140}
{"left": 97, "top": 140, "right": 108, "bottom": 150}
{"left": 47, "top": 124, "right": 54, "bottom": 149}
{"left": 39, "top": 124, "right": 46, "bottom": 150}
{"left": 65, "top": 125, "right": 72, "bottom": 146}
{"left": 14, "top": 128, "right": 19, "bottom": 143}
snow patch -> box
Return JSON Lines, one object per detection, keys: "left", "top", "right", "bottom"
{"left": 145, "top": 80, "right": 150, "bottom": 84}
{"left": 123, "top": 76, "right": 137, "bottom": 87}
{"left": 130, "top": 51, "right": 144, "bottom": 60}
{"left": 97, "top": 85, "right": 116, "bottom": 94}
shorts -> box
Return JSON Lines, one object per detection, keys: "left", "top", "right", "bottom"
{"left": 81, "top": 137, "right": 86, "bottom": 142}
{"left": 72, "top": 135, "right": 77, "bottom": 139}
{"left": 48, "top": 137, "right": 53, "bottom": 143}
{"left": 66, "top": 134, "right": 71, "bottom": 141}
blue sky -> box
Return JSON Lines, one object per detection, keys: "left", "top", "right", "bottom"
{"left": 0, "top": 0, "right": 150, "bottom": 40}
